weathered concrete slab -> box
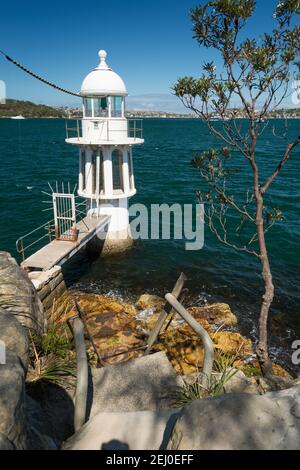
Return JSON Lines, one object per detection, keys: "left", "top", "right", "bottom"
{"left": 28, "top": 266, "right": 62, "bottom": 291}
{"left": 21, "top": 215, "right": 110, "bottom": 271}
{"left": 88, "top": 352, "right": 184, "bottom": 418}
{"left": 167, "top": 385, "right": 300, "bottom": 450}
{"left": 63, "top": 410, "right": 179, "bottom": 450}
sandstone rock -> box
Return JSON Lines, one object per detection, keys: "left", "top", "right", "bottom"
{"left": 0, "top": 307, "right": 29, "bottom": 368}
{"left": 28, "top": 266, "right": 62, "bottom": 292}
{"left": 25, "top": 386, "right": 75, "bottom": 450}
{"left": 0, "top": 251, "right": 45, "bottom": 334}
{"left": 167, "top": 385, "right": 300, "bottom": 450}
{"left": 58, "top": 292, "right": 145, "bottom": 366}
{"left": 152, "top": 328, "right": 253, "bottom": 376}
{"left": 220, "top": 368, "right": 259, "bottom": 394}
{"left": 0, "top": 433, "right": 14, "bottom": 450}
{"left": 188, "top": 303, "right": 237, "bottom": 327}
{"left": 136, "top": 294, "right": 165, "bottom": 313}
{"left": 0, "top": 349, "right": 26, "bottom": 449}
{"left": 213, "top": 331, "right": 253, "bottom": 356}
{"left": 272, "top": 363, "right": 293, "bottom": 379}
{"left": 75, "top": 293, "right": 136, "bottom": 318}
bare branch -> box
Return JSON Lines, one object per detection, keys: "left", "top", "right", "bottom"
{"left": 261, "top": 135, "right": 300, "bottom": 194}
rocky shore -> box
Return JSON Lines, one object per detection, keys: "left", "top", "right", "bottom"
{"left": 53, "top": 289, "right": 293, "bottom": 383}
{"left": 1, "top": 250, "right": 299, "bottom": 450}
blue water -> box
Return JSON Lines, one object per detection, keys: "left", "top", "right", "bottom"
{"left": 0, "top": 118, "right": 299, "bottom": 368}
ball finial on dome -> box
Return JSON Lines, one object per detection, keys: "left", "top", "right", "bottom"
{"left": 99, "top": 49, "right": 107, "bottom": 60}
{"left": 98, "top": 50, "right": 108, "bottom": 69}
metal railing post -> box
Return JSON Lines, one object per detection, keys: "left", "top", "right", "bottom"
{"left": 47, "top": 223, "right": 52, "bottom": 243}
{"left": 164, "top": 294, "right": 214, "bottom": 389}
{"left": 145, "top": 273, "right": 187, "bottom": 355}
{"left": 20, "top": 239, "right": 25, "bottom": 262}
{"left": 77, "top": 120, "right": 80, "bottom": 141}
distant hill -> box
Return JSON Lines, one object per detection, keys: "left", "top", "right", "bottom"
{"left": 0, "top": 99, "right": 66, "bottom": 118}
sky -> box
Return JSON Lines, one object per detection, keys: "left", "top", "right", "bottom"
{"left": 0, "top": 0, "right": 294, "bottom": 112}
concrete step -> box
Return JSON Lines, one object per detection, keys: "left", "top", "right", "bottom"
{"left": 63, "top": 410, "right": 179, "bottom": 450}
{"left": 87, "top": 351, "right": 184, "bottom": 419}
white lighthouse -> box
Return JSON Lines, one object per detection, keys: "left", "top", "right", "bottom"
{"left": 65, "top": 50, "right": 144, "bottom": 255}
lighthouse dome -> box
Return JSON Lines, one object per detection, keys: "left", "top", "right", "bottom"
{"left": 80, "top": 50, "right": 127, "bottom": 97}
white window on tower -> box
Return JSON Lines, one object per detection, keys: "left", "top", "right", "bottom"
{"left": 111, "top": 96, "right": 123, "bottom": 117}
{"left": 84, "top": 98, "right": 92, "bottom": 117}
{"left": 94, "top": 97, "right": 108, "bottom": 117}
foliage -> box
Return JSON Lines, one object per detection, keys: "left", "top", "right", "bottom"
{"left": 27, "top": 319, "right": 76, "bottom": 387}
{"left": 173, "top": 0, "right": 300, "bottom": 377}
{"left": 168, "top": 353, "right": 239, "bottom": 406}
{"left": 27, "top": 350, "right": 76, "bottom": 387}
{"left": 213, "top": 350, "right": 237, "bottom": 373}
{"left": 39, "top": 322, "right": 73, "bottom": 359}
{"left": 0, "top": 99, "right": 66, "bottom": 118}
{"left": 242, "top": 364, "right": 263, "bottom": 377}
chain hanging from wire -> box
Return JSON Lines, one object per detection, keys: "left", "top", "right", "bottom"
{"left": 0, "top": 49, "right": 81, "bottom": 98}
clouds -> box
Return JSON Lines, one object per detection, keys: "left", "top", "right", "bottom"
{"left": 126, "top": 93, "right": 189, "bottom": 113}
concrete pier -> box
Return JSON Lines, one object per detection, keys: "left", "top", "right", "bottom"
{"left": 21, "top": 215, "right": 110, "bottom": 272}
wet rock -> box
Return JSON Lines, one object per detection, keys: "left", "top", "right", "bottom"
{"left": 136, "top": 294, "right": 165, "bottom": 313}
{"left": 188, "top": 303, "right": 237, "bottom": 327}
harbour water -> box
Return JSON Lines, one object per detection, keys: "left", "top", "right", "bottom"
{"left": 0, "top": 117, "right": 299, "bottom": 369}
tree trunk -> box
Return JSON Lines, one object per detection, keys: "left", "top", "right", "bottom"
{"left": 255, "top": 193, "right": 274, "bottom": 377}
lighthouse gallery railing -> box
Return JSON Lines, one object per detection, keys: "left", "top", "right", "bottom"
{"left": 65, "top": 118, "right": 143, "bottom": 141}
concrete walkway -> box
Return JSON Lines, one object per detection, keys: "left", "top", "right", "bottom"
{"left": 21, "top": 215, "right": 110, "bottom": 271}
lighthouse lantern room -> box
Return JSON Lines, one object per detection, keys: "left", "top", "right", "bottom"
{"left": 65, "top": 50, "right": 144, "bottom": 255}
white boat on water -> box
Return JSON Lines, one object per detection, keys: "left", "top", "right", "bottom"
{"left": 11, "top": 115, "right": 25, "bottom": 120}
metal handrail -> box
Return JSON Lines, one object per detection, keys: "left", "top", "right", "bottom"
{"left": 16, "top": 200, "right": 87, "bottom": 261}
{"left": 16, "top": 220, "right": 55, "bottom": 261}
{"left": 65, "top": 118, "right": 82, "bottom": 140}
{"left": 128, "top": 119, "right": 143, "bottom": 140}
{"left": 164, "top": 294, "right": 215, "bottom": 390}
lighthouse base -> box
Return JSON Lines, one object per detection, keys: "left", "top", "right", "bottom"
{"left": 101, "top": 228, "right": 134, "bottom": 257}
{"left": 86, "top": 198, "right": 135, "bottom": 256}
{"left": 87, "top": 228, "right": 134, "bottom": 257}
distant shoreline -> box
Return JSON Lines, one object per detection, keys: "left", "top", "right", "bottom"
{"left": 1, "top": 115, "right": 299, "bottom": 120}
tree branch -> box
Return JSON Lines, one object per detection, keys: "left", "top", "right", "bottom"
{"left": 261, "top": 135, "right": 300, "bottom": 194}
